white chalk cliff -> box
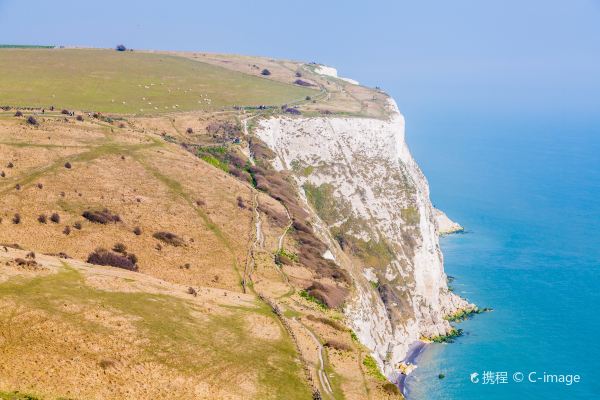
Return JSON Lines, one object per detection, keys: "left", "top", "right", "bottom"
{"left": 255, "top": 98, "right": 471, "bottom": 381}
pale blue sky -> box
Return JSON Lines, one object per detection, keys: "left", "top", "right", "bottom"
{"left": 1, "top": 0, "right": 599, "bottom": 116}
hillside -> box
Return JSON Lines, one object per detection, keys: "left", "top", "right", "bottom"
{"left": 0, "top": 48, "right": 417, "bottom": 400}
{"left": 0, "top": 49, "right": 315, "bottom": 113}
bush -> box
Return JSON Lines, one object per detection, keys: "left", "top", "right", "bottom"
{"left": 236, "top": 196, "right": 245, "bottom": 209}
{"left": 116, "top": 44, "right": 127, "bottom": 51}
{"left": 127, "top": 253, "right": 138, "bottom": 264}
{"left": 64, "top": 162, "right": 72, "bottom": 169}
{"left": 73, "top": 221, "right": 82, "bottom": 230}
{"left": 37, "top": 183, "right": 43, "bottom": 189}
{"left": 12, "top": 213, "right": 21, "bottom": 224}
{"left": 261, "top": 69, "right": 271, "bottom": 76}
{"left": 87, "top": 248, "right": 138, "bottom": 271}
{"left": 61, "top": 109, "right": 70, "bottom": 115}
{"left": 82, "top": 209, "right": 121, "bottom": 224}
{"left": 112, "top": 243, "right": 127, "bottom": 253}
{"left": 76, "top": 115, "right": 84, "bottom": 122}
{"left": 186, "top": 127, "right": 193, "bottom": 134}
{"left": 294, "top": 79, "right": 314, "bottom": 87}
{"left": 0, "top": 171, "right": 4, "bottom": 177}
{"left": 26, "top": 116, "right": 38, "bottom": 125}
{"left": 7, "top": 162, "right": 14, "bottom": 168}
{"left": 63, "top": 226, "right": 71, "bottom": 235}
{"left": 14, "top": 110, "right": 23, "bottom": 117}
{"left": 324, "top": 339, "right": 351, "bottom": 351}
{"left": 133, "top": 226, "right": 142, "bottom": 235}
{"left": 15, "top": 183, "right": 20, "bottom": 190}
{"left": 284, "top": 107, "right": 301, "bottom": 115}
{"left": 50, "top": 213, "right": 60, "bottom": 223}
{"left": 153, "top": 231, "right": 185, "bottom": 247}
{"left": 38, "top": 214, "right": 47, "bottom": 224}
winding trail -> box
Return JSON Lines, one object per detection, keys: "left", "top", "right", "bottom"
{"left": 296, "top": 317, "right": 334, "bottom": 397}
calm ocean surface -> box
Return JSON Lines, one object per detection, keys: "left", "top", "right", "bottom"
{"left": 404, "top": 111, "right": 600, "bottom": 399}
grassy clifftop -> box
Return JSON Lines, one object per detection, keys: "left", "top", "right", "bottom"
{"left": 0, "top": 49, "right": 314, "bottom": 114}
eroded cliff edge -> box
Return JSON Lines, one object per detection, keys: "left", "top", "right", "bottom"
{"left": 255, "top": 98, "right": 473, "bottom": 380}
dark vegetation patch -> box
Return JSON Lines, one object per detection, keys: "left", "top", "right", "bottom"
{"left": 133, "top": 226, "right": 142, "bottom": 235}
{"left": 153, "top": 231, "right": 185, "bottom": 247}
{"left": 82, "top": 209, "right": 121, "bottom": 224}
{"left": 50, "top": 213, "right": 60, "bottom": 223}
{"left": 324, "top": 339, "right": 351, "bottom": 351}
{"left": 206, "top": 121, "right": 241, "bottom": 140}
{"left": 293, "top": 79, "right": 315, "bottom": 87}
{"left": 257, "top": 203, "right": 288, "bottom": 227}
{"left": 87, "top": 248, "right": 138, "bottom": 271}
{"left": 261, "top": 68, "right": 271, "bottom": 76}
{"left": 304, "top": 281, "right": 349, "bottom": 309}
{"left": 112, "top": 243, "right": 127, "bottom": 253}
{"left": 26, "top": 116, "right": 38, "bottom": 125}
{"left": 284, "top": 107, "right": 301, "bottom": 115}
{"left": 12, "top": 214, "right": 20, "bottom": 224}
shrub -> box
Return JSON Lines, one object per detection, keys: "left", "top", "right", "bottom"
{"left": 186, "top": 127, "right": 193, "bottom": 134}
{"left": 127, "top": 253, "right": 138, "bottom": 264}
{"left": 0, "top": 171, "right": 4, "bottom": 177}
{"left": 116, "top": 44, "right": 127, "bottom": 51}
{"left": 153, "top": 231, "right": 184, "bottom": 246}
{"left": 12, "top": 213, "right": 21, "bottom": 224}
{"left": 7, "top": 162, "right": 13, "bottom": 168}
{"left": 61, "top": 109, "right": 70, "bottom": 115}
{"left": 37, "top": 183, "right": 43, "bottom": 189}
{"left": 64, "top": 162, "right": 72, "bottom": 169}
{"left": 73, "top": 221, "right": 82, "bottom": 230}
{"left": 324, "top": 339, "right": 351, "bottom": 351}
{"left": 87, "top": 248, "right": 138, "bottom": 271}
{"left": 14, "top": 110, "right": 23, "bottom": 117}
{"left": 63, "top": 226, "right": 71, "bottom": 235}
{"left": 133, "top": 226, "right": 142, "bottom": 235}
{"left": 26, "top": 116, "right": 38, "bottom": 125}
{"left": 295, "top": 71, "right": 302, "bottom": 77}
{"left": 294, "top": 79, "right": 314, "bottom": 87}
{"left": 112, "top": 243, "right": 127, "bottom": 253}
{"left": 38, "top": 214, "right": 47, "bottom": 224}
{"left": 284, "top": 107, "right": 301, "bottom": 115}
{"left": 15, "top": 183, "right": 20, "bottom": 190}
{"left": 236, "top": 196, "right": 245, "bottom": 209}
{"left": 50, "top": 213, "right": 60, "bottom": 223}
{"left": 75, "top": 115, "right": 83, "bottom": 122}
{"left": 261, "top": 69, "right": 271, "bottom": 76}
{"left": 82, "top": 209, "right": 121, "bottom": 224}
{"left": 187, "top": 287, "right": 197, "bottom": 296}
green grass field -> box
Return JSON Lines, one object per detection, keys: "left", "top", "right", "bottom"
{"left": 0, "top": 49, "right": 315, "bottom": 114}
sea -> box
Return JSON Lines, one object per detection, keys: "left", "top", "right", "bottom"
{"left": 402, "top": 109, "right": 600, "bottom": 399}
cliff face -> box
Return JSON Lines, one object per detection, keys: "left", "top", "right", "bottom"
{"left": 256, "top": 99, "right": 471, "bottom": 380}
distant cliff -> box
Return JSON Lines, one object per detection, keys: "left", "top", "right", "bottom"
{"left": 256, "top": 97, "right": 472, "bottom": 381}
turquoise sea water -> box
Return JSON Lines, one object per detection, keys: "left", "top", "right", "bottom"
{"left": 404, "top": 111, "right": 600, "bottom": 399}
